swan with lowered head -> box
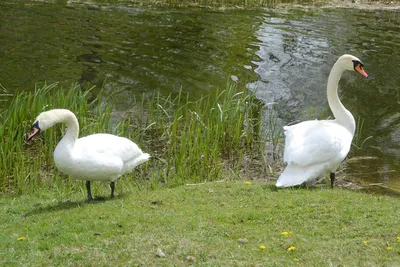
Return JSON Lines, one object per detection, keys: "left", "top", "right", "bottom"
{"left": 27, "top": 109, "right": 150, "bottom": 200}
{"left": 276, "top": 54, "right": 368, "bottom": 188}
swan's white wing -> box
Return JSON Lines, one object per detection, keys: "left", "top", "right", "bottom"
{"left": 277, "top": 120, "right": 353, "bottom": 187}
{"left": 57, "top": 134, "right": 149, "bottom": 181}
{"left": 75, "top": 134, "right": 145, "bottom": 164}
{"left": 283, "top": 120, "right": 353, "bottom": 167}
{"left": 276, "top": 162, "right": 327, "bottom": 187}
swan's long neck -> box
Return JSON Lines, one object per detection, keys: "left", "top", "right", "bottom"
{"left": 51, "top": 109, "right": 79, "bottom": 152}
{"left": 327, "top": 61, "right": 356, "bottom": 135}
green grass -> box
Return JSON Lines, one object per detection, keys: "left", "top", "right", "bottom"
{"left": 0, "top": 82, "right": 270, "bottom": 196}
{"left": 1, "top": 181, "right": 399, "bottom": 266}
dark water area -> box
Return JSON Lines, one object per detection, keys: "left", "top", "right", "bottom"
{"left": 0, "top": 1, "right": 260, "bottom": 100}
{"left": 1, "top": 1, "right": 399, "bottom": 192}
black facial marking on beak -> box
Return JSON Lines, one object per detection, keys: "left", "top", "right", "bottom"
{"left": 352, "top": 60, "right": 364, "bottom": 70}
{"left": 352, "top": 59, "right": 368, "bottom": 78}
{"left": 27, "top": 121, "right": 41, "bottom": 141}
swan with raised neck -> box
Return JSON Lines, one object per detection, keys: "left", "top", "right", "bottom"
{"left": 276, "top": 54, "right": 368, "bottom": 188}
{"left": 327, "top": 54, "right": 367, "bottom": 135}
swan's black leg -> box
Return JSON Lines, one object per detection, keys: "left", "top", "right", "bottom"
{"left": 110, "top": 181, "right": 115, "bottom": 199}
{"left": 330, "top": 172, "right": 335, "bottom": 188}
{"left": 86, "top": 181, "right": 93, "bottom": 201}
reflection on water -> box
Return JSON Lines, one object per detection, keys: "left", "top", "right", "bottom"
{"left": 252, "top": 8, "right": 400, "bottom": 190}
{"left": 0, "top": 1, "right": 260, "bottom": 101}
{"left": 0, "top": 1, "right": 399, "bottom": 191}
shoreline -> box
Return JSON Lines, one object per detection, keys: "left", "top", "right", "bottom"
{"left": 277, "top": 0, "right": 400, "bottom": 11}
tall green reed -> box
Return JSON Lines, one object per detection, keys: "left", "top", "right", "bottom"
{"left": 144, "top": 82, "right": 265, "bottom": 186}
{"left": 1, "top": 82, "right": 268, "bottom": 196}
{"left": 352, "top": 116, "right": 373, "bottom": 150}
{"left": 0, "top": 83, "right": 119, "bottom": 194}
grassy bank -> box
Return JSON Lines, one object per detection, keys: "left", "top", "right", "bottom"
{"left": 1, "top": 181, "right": 399, "bottom": 266}
{"left": 0, "top": 83, "right": 273, "bottom": 196}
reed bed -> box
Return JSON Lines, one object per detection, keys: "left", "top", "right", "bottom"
{"left": 0, "top": 83, "right": 273, "bottom": 195}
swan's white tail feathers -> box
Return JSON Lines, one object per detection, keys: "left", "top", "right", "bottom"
{"left": 122, "top": 153, "right": 150, "bottom": 175}
{"left": 276, "top": 163, "right": 322, "bottom": 187}
{"left": 130, "top": 153, "right": 150, "bottom": 169}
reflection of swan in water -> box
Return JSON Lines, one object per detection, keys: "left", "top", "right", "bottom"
{"left": 276, "top": 54, "right": 368, "bottom": 188}
{"left": 28, "top": 109, "right": 150, "bottom": 200}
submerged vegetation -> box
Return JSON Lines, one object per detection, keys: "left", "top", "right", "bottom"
{"left": 0, "top": 83, "right": 275, "bottom": 196}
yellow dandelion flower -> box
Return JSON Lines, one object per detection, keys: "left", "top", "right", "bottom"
{"left": 17, "top": 237, "right": 26, "bottom": 241}
{"left": 287, "top": 246, "right": 296, "bottom": 251}
{"left": 294, "top": 258, "right": 299, "bottom": 262}
{"left": 397, "top": 236, "right": 400, "bottom": 243}
{"left": 281, "top": 231, "right": 294, "bottom": 237}
{"left": 363, "top": 240, "right": 369, "bottom": 245}
{"left": 259, "top": 245, "right": 266, "bottom": 250}
{"left": 245, "top": 181, "right": 251, "bottom": 185}
{"left": 386, "top": 246, "right": 393, "bottom": 251}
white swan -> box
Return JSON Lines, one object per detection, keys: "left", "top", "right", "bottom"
{"left": 27, "top": 109, "right": 150, "bottom": 200}
{"left": 276, "top": 54, "right": 368, "bottom": 188}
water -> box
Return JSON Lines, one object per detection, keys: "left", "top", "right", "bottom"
{"left": 0, "top": 1, "right": 259, "bottom": 100}
{"left": 1, "top": 1, "right": 399, "bottom": 192}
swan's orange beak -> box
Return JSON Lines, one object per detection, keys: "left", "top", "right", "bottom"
{"left": 355, "top": 64, "right": 368, "bottom": 78}
{"left": 27, "top": 127, "right": 40, "bottom": 141}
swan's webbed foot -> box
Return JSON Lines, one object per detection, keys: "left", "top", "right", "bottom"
{"left": 330, "top": 172, "right": 335, "bottom": 188}
{"left": 110, "top": 181, "right": 115, "bottom": 199}
{"left": 86, "top": 181, "right": 93, "bottom": 201}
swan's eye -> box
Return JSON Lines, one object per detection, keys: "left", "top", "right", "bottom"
{"left": 352, "top": 60, "right": 364, "bottom": 70}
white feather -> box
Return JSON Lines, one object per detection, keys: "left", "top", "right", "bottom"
{"left": 277, "top": 121, "right": 353, "bottom": 187}
{"left": 54, "top": 133, "right": 150, "bottom": 181}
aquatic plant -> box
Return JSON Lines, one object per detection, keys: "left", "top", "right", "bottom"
{"left": 0, "top": 83, "right": 115, "bottom": 194}
{"left": 0, "top": 82, "right": 268, "bottom": 195}
{"left": 352, "top": 116, "right": 373, "bottom": 150}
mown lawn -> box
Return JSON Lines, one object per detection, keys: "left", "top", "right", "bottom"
{"left": 1, "top": 181, "right": 399, "bottom": 266}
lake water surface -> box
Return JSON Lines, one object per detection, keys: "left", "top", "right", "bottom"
{"left": 1, "top": 1, "right": 399, "bottom": 192}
